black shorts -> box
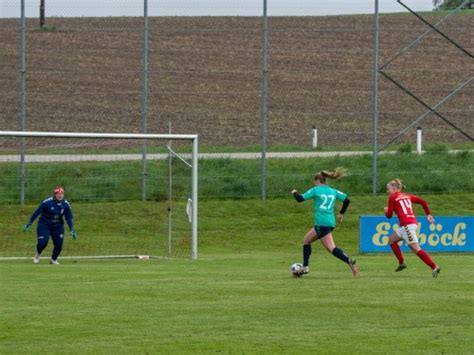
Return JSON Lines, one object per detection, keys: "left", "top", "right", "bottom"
{"left": 314, "top": 225, "right": 334, "bottom": 239}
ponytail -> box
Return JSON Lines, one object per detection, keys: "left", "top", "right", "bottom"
{"left": 315, "top": 167, "right": 347, "bottom": 183}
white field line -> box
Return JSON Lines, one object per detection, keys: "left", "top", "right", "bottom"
{"left": 0, "top": 150, "right": 469, "bottom": 163}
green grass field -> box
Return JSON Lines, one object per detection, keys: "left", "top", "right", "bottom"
{"left": 1, "top": 195, "right": 473, "bottom": 353}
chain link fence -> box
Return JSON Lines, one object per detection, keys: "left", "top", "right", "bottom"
{"left": 1, "top": 1, "right": 472, "bottom": 146}
{"left": 0, "top": 0, "right": 472, "bottom": 199}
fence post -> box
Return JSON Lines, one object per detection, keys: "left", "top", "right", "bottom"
{"left": 260, "top": 0, "right": 269, "bottom": 200}
{"left": 141, "top": 0, "right": 149, "bottom": 201}
{"left": 40, "top": 0, "right": 45, "bottom": 28}
{"left": 168, "top": 122, "right": 172, "bottom": 258}
{"left": 19, "top": 0, "right": 26, "bottom": 206}
{"left": 371, "top": 0, "right": 380, "bottom": 195}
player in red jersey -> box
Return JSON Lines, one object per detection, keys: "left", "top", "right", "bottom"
{"left": 384, "top": 179, "right": 440, "bottom": 278}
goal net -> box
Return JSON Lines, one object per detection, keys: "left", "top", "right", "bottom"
{"left": 0, "top": 131, "right": 198, "bottom": 260}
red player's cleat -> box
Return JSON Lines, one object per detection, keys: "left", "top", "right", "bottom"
{"left": 395, "top": 263, "right": 407, "bottom": 272}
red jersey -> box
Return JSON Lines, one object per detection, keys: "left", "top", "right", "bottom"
{"left": 385, "top": 191, "right": 431, "bottom": 226}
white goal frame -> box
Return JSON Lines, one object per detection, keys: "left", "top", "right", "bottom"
{"left": 0, "top": 130, "right": 199, "bottom": 260}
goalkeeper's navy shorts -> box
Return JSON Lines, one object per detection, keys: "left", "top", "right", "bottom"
{"left": 314, "top": 226, "right": 334, "bottom": 239}
{"left": 37, "top": 223, "right": 64, "bottom": 240}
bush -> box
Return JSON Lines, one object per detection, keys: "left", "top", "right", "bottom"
{"left": 425, "top": 144, "right": 449, "bottom": 154}
{"left": 397, "top": 143, "right": 413, "bottom": 154}
{"left": 455, "top": 150, "right": 471, "bottom": 161}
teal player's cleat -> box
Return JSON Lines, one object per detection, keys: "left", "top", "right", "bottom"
{"left": 349, "top": 258, "right": 360, "bottom": 277}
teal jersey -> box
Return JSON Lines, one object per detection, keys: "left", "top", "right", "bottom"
{"left": 302, "top": 185, "right": 347, "bottom": 227}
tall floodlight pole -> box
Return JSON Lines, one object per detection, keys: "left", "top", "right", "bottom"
{"left": 19, "top": 0, "right": 26, "bottom": 206}
{"left": 371, "top": 0, "right": 380, "bottom": 195}
{"left": 141, "top": 0, "right": 149, "bottom": 201}
{"left": 260, "top": 0, "right": 269, "bottom": 200}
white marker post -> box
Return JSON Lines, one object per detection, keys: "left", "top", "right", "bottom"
{"left": 312, "top": 126, "right": 318, "bottom": 148}
{"left": 416, "top": 127, "right": 422, "bottom": 155}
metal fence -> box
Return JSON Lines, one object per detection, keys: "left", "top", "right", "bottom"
{"left": 0, "top": 0, "right": 472, "bottom": 199}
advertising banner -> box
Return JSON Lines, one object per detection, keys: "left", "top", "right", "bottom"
{"left": 359, "top": 216, "right": 474, "bottom": 253}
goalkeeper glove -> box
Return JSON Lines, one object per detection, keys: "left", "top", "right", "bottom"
{"left": 23, "top": 223, "right": 31, "bottom": 232}
{"left": 71, "top": 229, "right": 77, "bottom": 241}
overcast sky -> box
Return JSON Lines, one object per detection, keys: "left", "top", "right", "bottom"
{"left": 1, "top": 0, "right": 435, "bottom": 18}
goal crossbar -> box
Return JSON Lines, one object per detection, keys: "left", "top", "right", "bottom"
{"left": 0, "top": 131, "right": 197, "bottom": 141}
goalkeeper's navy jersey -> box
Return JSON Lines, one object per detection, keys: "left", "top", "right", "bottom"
{"left": 28, "top": 197, "right": 74, "bottom": 229}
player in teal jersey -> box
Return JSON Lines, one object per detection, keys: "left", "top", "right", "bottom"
{"left": 291, "top": 168, "right": 359, "bottom": 277}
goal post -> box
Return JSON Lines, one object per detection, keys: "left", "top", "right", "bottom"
{"left": 0, "top": 130, "right": 198, "bottom": 261}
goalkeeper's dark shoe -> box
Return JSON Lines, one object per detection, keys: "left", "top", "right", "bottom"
{"left": 432, "top": 267, "right": 441, "bottom": 278}
{"left": 395, "top": 263, "right": 407, "bottom": 272}
{"left": 349, "top": 258, "right": 359, "bottom": 277}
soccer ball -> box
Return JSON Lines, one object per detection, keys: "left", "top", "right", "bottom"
{"left": 290, "top": 263, "right": 304, "bottom": 277}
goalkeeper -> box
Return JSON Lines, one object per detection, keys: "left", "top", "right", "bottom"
{"left": 23, "top": 186, "right": 76, "bottom": 265}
